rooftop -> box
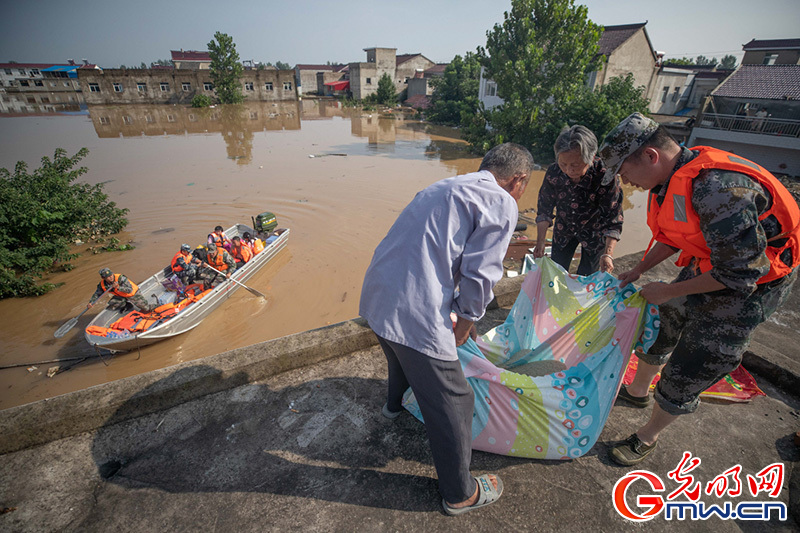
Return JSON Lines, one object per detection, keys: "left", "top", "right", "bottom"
{"left": 597, "top": 22, "right": 647, "bottom": 56}
{"left": 170, "top": 50, "right": 211, "bottom": 62}
{"left": 742, "top": 38, "right": 800, "bottom": 50}
{"left": 713, "top": 64, "right": 800, "bottom": 100}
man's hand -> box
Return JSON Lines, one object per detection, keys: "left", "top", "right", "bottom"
{"left": 639, "top": 282, "right": 675, "bottom": 305}
{"left": 453, "top": 316, "right": 477, "bottom": 347}
{"left": 86, "top": 302, "right": 93, "bottom": 309}
{"left": 617, "top": 267, "right": 642, "bottom": 288}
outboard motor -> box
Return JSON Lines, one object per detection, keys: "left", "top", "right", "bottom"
{"left": 252, "top": 211, "right": 278, "bottom": 235}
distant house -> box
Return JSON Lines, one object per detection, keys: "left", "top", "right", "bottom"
{"left": 405, "top": 63, "right": 447, "bottom": 107}
{"left": 689, "top": 63, "right": 800, "bottom": 175}
{"left": 0, "top": 60, "right": 92, "bottom": 112}
{"left": 171, "top": 50, "right": 211, "bottom": 70}
{"left": 349, "top": 48, "right": 435, "bottom": 100}
{"left": 741, "top": 38, "right": 800, "bottom": 66}
{"left": 295, "top": 64, "right": 346, "bottom": 95}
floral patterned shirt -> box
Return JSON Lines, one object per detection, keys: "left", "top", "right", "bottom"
{"left": 535, "top": 158, "right": 624, "bottom": 252}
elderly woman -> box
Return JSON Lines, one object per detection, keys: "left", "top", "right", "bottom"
{"left": 533, "top": 125, "right": 623, "bottom": 275}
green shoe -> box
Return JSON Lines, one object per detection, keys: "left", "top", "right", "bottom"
{"left": 610, "top": 434, "right": 657, "bottom": 466}
{"left": 616, "top": 385, "right": 652, "bottom": 408}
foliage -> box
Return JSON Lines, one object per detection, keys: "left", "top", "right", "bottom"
{"left": 667, "top": 55, "right": 726, "bottom": 67}
{"left": 563, "top": 74, "right": 651, "bottom": 141}
{"left": 0, "top": 149, "right": 129, "bottom": 298}
{"left": 695, "top": 55, "right": 717, "bottom": 66}
{"left": 719, "top": 54, "right": 737, "bottom": 69}
{"left": 374, "top": 73, "right": 397, "bottom": 105}
{"left": 427, "top": 52, "right": 482, "bottom": 127}
{"left": 665, "top": 57, "right": 694, "bottom": 66}
{"left": 264, "top": 61, "right": 292, "bottom": 70}
{"left": 191, "top": 94, "right": 213, "bottom": 108}
{"left": 472, "top": 0, "right": 602, "bottom": 161}
{"left": 151, "top": 59, "right": 173, "bottom": 67}
{"left": 208, "top": 31, "right": 244, "bottom": 104}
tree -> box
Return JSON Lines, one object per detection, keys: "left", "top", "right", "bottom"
{"left": 564, "top": 74, "right": 651, "bottom": 141}
{"left": 472, "top": 0, "right": 603, "bottom": 159}
{"left": 208, "top": 31, "right": 244, "bottom": 104}
{"left": 719, "top": 54, "right": 737, "bottom": 69}
{"left": 0, "top": 149, "right": 129, "bottom": 298}
{"left": 695, "top": 55, "right": 718, "bottom": 66}
{"left": 666, "top": 57, "right": 694, "bottom": 66}
{"left": 427, "top": 53, "right": 482, "bottom": 127}
{"left": 374, "top": 73, "right": 397, "bottom": 105}
{"left": 274, "top": 61, "right": 291, "bottom": 71}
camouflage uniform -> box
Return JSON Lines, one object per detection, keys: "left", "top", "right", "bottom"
{"left": 91, "top": 274, "right": 154, "bottom": 313}
{"left": 600, "top": 116, "right": 797, "bottom": 416}
{"left": 200, "top": 249, "right": 237, "bottom": 289}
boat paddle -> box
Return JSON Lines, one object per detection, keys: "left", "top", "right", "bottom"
{"left": 54, "top": 288, "right": 111, "bottom": 338}
{"left": 204, "top": 264, "right": 267, "bottom": 299}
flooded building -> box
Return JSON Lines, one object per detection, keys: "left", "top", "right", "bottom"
{"left": 348, "top": 48, "right": 435, "bottom": 100}
{"left": 0, "top": 60, "right": 92, "bottom": 113}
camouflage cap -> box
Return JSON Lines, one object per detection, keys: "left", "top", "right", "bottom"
{"left": 180, "top": 243, "right": 192, "bottom": 252}
{"left": 99, "top": 268, "right": 113, "bottom": 278}
{"left": 598, "top": 112, "right": 659, "bottom": 185}
{"left": 206, "top": 243, "right": 217, "bottom": 252}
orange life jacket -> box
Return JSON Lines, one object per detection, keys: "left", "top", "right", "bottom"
{"left": 232, "top": 243, "right": 252, "bottom": 264}
{"left": 209, "top": 232, "right": 231, "bottom": 249}
{"left": 207, "top": 250, "right": 228, "bottom": 271}
{"left": 171, "top": 251, "right": 191, "bottom": 272}
{"left": 101, "top": 274, "right": 138, "bottom": 297}
{"left": 252, "top": 238, "right": 264, "bottom": 254}
{"left": 647, "top": 146, "right": 800, "bottom": 283}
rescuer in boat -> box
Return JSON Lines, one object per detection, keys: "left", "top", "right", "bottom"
{"left": 170, "top": 243, "right": 200, "bottom": 285}
{"left": 230, "top": 236, "right": 253, "bottom": 268}
{"left": 207, "top": 225, "right": 232, "bottom": 251}
{"left": 200, "top": 243, "right": 236, "bottom": 289}
{"left": 87, "top": 268, "right": 154, "bottom": 313}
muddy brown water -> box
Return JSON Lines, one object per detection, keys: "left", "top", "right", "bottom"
{"left": 0, "top": 100, "right": 651, "bottom": 409}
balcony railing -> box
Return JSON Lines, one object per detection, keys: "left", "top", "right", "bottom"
{"left": 698, "top": 113, "right": 800, "bottom": 138}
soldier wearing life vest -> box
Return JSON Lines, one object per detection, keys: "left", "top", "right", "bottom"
{"left": 170, "top": 243, "right": 199, "bottom": 285}
{"left": 207, "top": 225, "right": 232, "bottom": 251}
{"left": 199, "top": 243, "right": 236, "bottom": 289}
{"left": 598, "top": 113, "right": 799, "bottom": 466}
{"left": 230, "top": 236, "right": 253, "bottom": 268}
{"left": 88, "top": 268, "right": 154, "bottom": 312}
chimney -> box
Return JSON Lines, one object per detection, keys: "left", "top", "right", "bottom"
{"left": 82, "top": 58, "right": 89, "bottom": 66}
{"left": 68, "top": 59, "right": 75, "bottom": 66}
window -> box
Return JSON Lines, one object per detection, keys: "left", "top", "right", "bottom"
{"left": 485, "top": 81, "right": 497, "bottom": 97}
{"left": 203, "top": 82, "right": 213, "bottom": 91}
{"left": 283, "top": 81, "right": 292, "bottom": 90}
{"left": 34, "top": 80, "right": 43, "bottom": 87}
{"left": 167, "top": 114, "right": 175, "bottom": 123}
{"left": 366, "top": 78, "right": 372, "bottom": 85}
{"left": 264, "top": 82, "right": 273, "bottom": 91}
{"left": 245, "top": 82, "right": 254, "bottom": 91}
{"left": 40, "top": 96, "right": 49, "bottom": 103}
{"left": 50, "top": 82, "right": 56, "bottom": 87}
{"left": 122, "top": 115, "right": 132, "bottom": 125}
{"left": 63, "top": 81, "right": 70, "bottom": 87}
{"left": 20, "top": 80, "right": 29, "bottom": 87}
{"left": 18, "top": 69, "right": 26, "bottom": 75}
{"left": 661, "top": 86, "right": 669, "bottom": 103}
{"left": 160, "top": 82, "right": 170, "bottom": 92}
{"left": 672, "top": 87, "right": 680, "bottom": 102}
{"left": 188, "top": 114, "right": 197, "bottom": 122}
{"left": 762, "top": 53, "right": 778, "bottom": 65}
{"left": 89, "top": 83, "right": 100, "bottom": 92}
{"left": 182, "top": 82, "right": 191, "bottom": 91}
{"left": 145, "top": 115, "right": 154, "bottom": 123}
{"left": 250, "top": 112, "right": 258, "bottom": 119}
{"left": 30, "top": 69, "right": 39, "bottom": 75}
{"left": 99, "top": 116, "right": 110, "bottom": 125}
{"left": 113, "top": 83, "right": 123, "bottom": 92}
{"left": 137, "top": 82, "right": 146, "bottom": 92}
{"left": 3, "top": 69, "right": 11, "bottom": 75}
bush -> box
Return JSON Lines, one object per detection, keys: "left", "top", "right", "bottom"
{"left": 0, "top": 148, "right": 130, "bottom": 298}
{"left": 191, "top": 94, "right": 213, "bottom": 108}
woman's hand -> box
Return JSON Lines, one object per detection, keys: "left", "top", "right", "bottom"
{"left": 599, "top": 254, "right": 614, "bottom": 273}
{"left": 532, "top": 243, "right": 546, "bottom": 258}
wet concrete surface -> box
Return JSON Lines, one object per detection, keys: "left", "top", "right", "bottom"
{"left": 0, "top": 251, "right": 798, "bottom": 531}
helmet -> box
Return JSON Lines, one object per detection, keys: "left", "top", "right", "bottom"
{"left": 180, "top": 243, "right": 191, "bottom": 252}
{"left": 99, "top": 268, "right": 113, "bottom": 278}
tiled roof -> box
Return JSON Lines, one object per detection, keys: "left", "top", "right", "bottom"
{"left": 425, "top": 64, "right": 448, "bottom": 75}
{"left": 0, "top": 63, "right": 58, "bottom": 69}
{"left": 396, "top": 53, "right": 432, "bottom": 65}
{"left": 597, "top": 23, "right": 647, "bottom": 56}
{"left": 742, "top": 38, "right": 800, "bottom": 50}
{"left": 171, "top": 50, "right": 211, "bottom": 61}
{"left": 712, "top": 64, "right": 800, "bottom": 100}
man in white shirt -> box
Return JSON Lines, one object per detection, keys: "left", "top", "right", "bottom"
{"left": 360, "top": 143, "right": 534, "bottom": 515}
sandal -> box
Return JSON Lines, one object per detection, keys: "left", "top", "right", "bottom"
{"left": 442, "top": 474, "right": 504, "bottom": 516}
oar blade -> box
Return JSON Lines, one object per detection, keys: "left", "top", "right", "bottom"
{"left": 54, "top": 317, "right": 79, "bottom": 338}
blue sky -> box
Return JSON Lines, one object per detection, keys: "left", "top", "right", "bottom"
{"left": 2, "top": 0, "right": 798, "bottom": 67}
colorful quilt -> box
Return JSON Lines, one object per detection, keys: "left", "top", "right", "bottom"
{"left": 404, "top": 256, "right": 659, "bottom": 460}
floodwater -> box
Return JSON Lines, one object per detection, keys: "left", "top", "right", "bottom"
{"left": 0, "top": 100, "right": 651, "bottom": 409}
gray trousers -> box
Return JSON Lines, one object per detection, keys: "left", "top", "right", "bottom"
{"left": 376, "top": 335, "right": 475, "bottom": 504}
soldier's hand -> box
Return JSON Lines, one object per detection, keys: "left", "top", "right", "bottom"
{"left": 87, "top": 302, "right": 93, "bottom": 309}
{"left": 639, "top": 281, "right": 675, "bottom": 305}
{"left": 617, "top": 268, "right": 641, "bottom": 288}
